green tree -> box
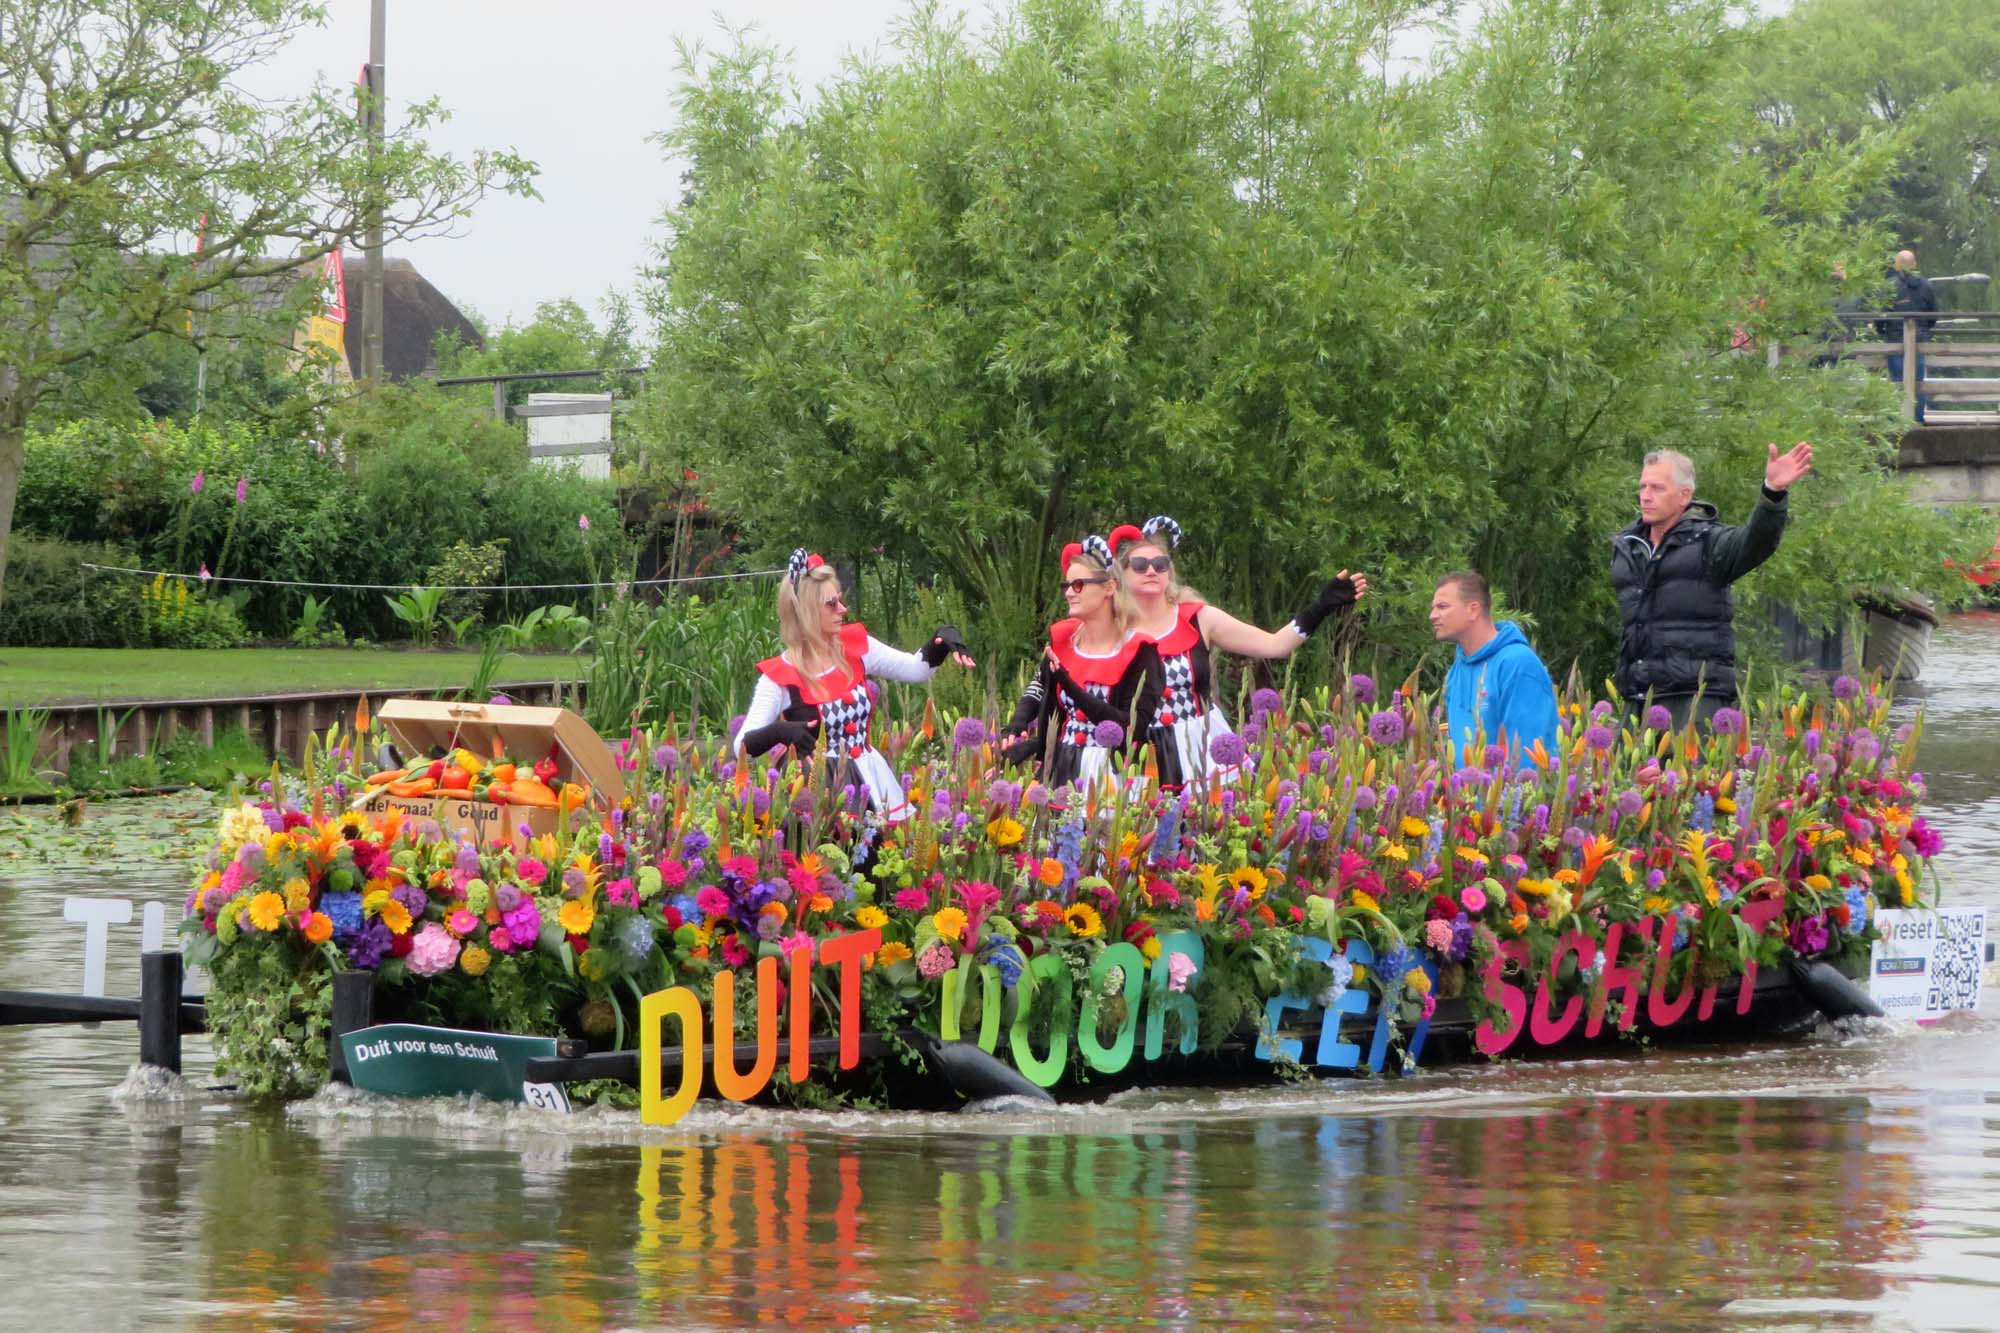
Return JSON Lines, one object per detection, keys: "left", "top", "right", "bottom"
{"left": 1741, "top": 0, "right": 2000, "bottom": 294}
{"left": 433, "top": 294, "right": 644, "bottom": 405}
{"left": 637, "top": 0, "right": 1984, "bottom": 679}
{"left": 0, "top": 0, "right": 536, "bottom": 602}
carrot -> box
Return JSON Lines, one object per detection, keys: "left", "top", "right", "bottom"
{"left": 364, "top": 769, "right": 407, "bottom": 787}
{"left": 436, "top": 788, "right": 475, "bottom": 800}
{"left": 386, "top": 778, "right": 437, "bottom": 798}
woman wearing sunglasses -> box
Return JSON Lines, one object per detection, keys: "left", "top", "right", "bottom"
{"left": 998, "top": 534, "right": 1163, "bottom": 790}
{"left": 737, "top": 549, "right": 973, "bottom": 821}
{"left": 1111, "top": 516, "right": 1367, "bottom": 787}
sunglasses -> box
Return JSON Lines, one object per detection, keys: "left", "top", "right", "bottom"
{"left": 1125, "top": 555, "right": 1172, "bottom": 574}
{"left": 820, "top": 595, "right": 847, "bottom": 611}
{"left": 1061, "top": 576, "right": 1110, "bottom": 595}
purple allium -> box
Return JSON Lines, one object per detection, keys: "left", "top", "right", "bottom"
{"left": 1614, "top": 788, "right": 1644, "bottom": 818}
{"left": 1349, "top": 674, "right": 1378, "bottom": 704}
{"left": 953, "top": 716, "right": 988, "bottom": 751}
{"left": 1353, "top": 784, "right": 1378, "bottom": 811}
{"left": 1092, "top": 719, "right": 1126, "bottom": 749}
{"left": 1561, "top": 825, "right": 1586, "bottom": 849}
{"left": 1367, "top": 710, "right": 1406, "bottom": 745}
{"left": 1483, "top": 743, "right": 1509, "bottom": 770}
{"left": 1250, "top": 688, "right": 1282, "bottom": 717}
{"left": 1591, "top": 700, "right": 1615, "bottom": 721}
{"left": 1831, "top": 674, "right": 1861, "bottom": 700}
{"left": 1241, "top": 720, "right": 1264, "bottom": 745}
{"left": 1583, "top": 724, "right": 1615, "bottom": 751}
{"left": 1644, "top": 704, "right": 1673, "bottom": 731}
{"left": 653, "top": 743, "right": 679, "bottom": 773}
{"left": 1709, "top": 707, "right": 1744, "bottom": 736}
{"left": 1209, "top": 733, "right": 1248, "bottom": 767}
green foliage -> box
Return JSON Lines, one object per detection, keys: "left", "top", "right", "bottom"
{"left": 0, "top": 0, "right": 537, "bottom": 601}
{"left": 1, "top": 705, "right": 52, "bottom": 793}
{"left": 288, "top": 594, "right": 346, "bottom": 647}
{"left": 0, "top": 535, "right": 150, "bottom": 647}
{"left": 195, "top": 936, "right": 336, "bottom": 1100}
{"left": 433, "top": 296, "right": 645, "bottom": 405}
{"left": 11, "top": 404, "right": 620, "bottom": 642}
{"left": 425, "top": 539, "right": 510, "bottom": 627}
{"left": 581, "top": 588, "right": 773, "bottom": 733}
{"left": 1740, "top": 0, "right": 2000, "bottom": 295}
{"left": 635, "top": 0, "right": 1985, "bottom": 686}
{"left": 383, "top": 587, "right": 448, "bottom": 646}
{"left": 141, "top": 575, "right": 249, "bottom": 648}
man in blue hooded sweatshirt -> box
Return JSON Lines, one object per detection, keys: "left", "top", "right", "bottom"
{"left": 1431, "top": 571, "right": 1559, "bottom": 766}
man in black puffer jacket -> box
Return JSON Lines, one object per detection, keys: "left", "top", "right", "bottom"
{"left": 1611, "top": 442, "right": 1813, "bottom": 727}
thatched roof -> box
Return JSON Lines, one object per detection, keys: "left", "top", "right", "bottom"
{"left": 341, "top": 256, "right": 483, "bottom": 381}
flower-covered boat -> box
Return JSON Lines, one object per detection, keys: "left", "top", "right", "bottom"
{"left": 181, "top": 675, "right": 1955, "bottom": 1116}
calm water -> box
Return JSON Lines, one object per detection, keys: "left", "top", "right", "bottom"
{"left": 3, "top": 619, "right": 1998, "bottom": 1328}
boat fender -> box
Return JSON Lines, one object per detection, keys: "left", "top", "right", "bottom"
{"left": 911, "top": 1031, "right": 1055, "bottom": 1106}
{"left": 1788, "top": 957, "right": 1886, "bottom": 1020}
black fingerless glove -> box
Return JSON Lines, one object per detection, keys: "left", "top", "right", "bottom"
{"left": 741, "top": 718, "right": 820, "bottom": 757}
{"left": 1291, "top": 576, "right": 1359, "bottom": 638}
{"left": 919, "top": 625, "right": 967, "bottom": 668}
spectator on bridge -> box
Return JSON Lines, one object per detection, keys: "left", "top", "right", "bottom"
{"left": 1611, "top": 443, "right": 1812, "bottom": 728}
{"left": 1876, "top": 250, "right": 1939, "bottom": 422}
{"left": 1431, "top": 571, "right": 1559, "bottom": 767}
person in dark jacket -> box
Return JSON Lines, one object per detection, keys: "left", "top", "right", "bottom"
{"left": 1875, "top": 250, "right": 1939, "bottom": 422}
{"left": 1611, "top": 443, "right": 1813, "bottom": 727}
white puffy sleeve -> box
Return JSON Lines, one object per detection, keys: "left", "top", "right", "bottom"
{"left": 862, "top": 636, "right": 937, "bottom": 685}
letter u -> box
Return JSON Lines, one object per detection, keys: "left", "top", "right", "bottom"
{"left": 713, "top": 956, "right": 780, "bottom": 1101}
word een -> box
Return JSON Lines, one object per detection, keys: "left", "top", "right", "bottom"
{"left": 1474, "top": 900, "right": 1786, "bottom": 1055}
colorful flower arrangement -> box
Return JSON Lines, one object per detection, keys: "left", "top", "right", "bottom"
{"left": 184, "top": 673, "right": 1945, "bottom": 1099}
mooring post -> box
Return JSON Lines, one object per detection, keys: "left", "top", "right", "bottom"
{"left": 139, "top": 950, "right": 184, "bottom": 1074}
{"left": 327, "top": 972, "right": 375, "bottom": 1085}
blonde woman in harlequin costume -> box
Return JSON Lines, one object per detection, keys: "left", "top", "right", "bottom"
{"left": 998, "top": 533, "right": 1164, "bottom": 790}
{"left": 736, "top": 550, "right": 974, "bottom": 822}
{"left": 1110, "top": 516, "right": 1368, "bottom": 788}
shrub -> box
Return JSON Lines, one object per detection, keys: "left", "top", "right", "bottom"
{"left": 0, "top": 536, "right": 150, "bottom": 647}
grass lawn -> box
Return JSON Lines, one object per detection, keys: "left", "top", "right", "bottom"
{"left": 0, "top": 647, "right": 583, "bottom": 707}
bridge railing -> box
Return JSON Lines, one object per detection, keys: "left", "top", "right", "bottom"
{"left": 1792, "top": 311, "right": 2000, "bottom": 424}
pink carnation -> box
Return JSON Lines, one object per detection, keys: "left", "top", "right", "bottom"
{"left": 916, "top": 942, "right": 955, "bottom": 979}
{"left": 894, "top": 885, "right": 930, "bottom": 912}
{"left": 515, "top": 857, "right": 548, "bottom": 886}
{"left": 606, "top": 877, "right": 638, "bottom": 908}
{"left": 780, "top": 931, "right": 815, "bottom": 960}
{"left": 720, "top": 933, "right": 751, "bottom": 968}
{"left": 657, "top": 860, "right": 689, "bottom": 889}
{"left": 696, "top": 886, "right": 732, "bottom": 918}
{"left": 1460, "top": 885, "right": 1489, "bottom": 913}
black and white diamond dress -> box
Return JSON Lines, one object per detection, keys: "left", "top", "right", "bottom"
{"left": 1142, "top": 600, "right": 1241, "bottom": 788}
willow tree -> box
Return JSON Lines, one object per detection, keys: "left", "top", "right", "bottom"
{"left": 639, "top": 0, "right": 1984, "bottom": 678}
{"left": 0, "top": 0, "right": 536, "bottom": 601}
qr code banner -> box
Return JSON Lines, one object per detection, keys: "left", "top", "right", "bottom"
{"left": 1871, "top": 908, "right": 1987, "bottom": 1021}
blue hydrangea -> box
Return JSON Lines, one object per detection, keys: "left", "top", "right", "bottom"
{"left": 320, "top": 890, "right": 363, "bottom": 938}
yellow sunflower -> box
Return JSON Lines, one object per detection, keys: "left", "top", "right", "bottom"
{"left": 1064, "top": 903, "right": 1104, "bottom": 938}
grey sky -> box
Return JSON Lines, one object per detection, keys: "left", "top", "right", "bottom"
{"left": 254, "top": 1, "right": 984, "bottom": 331}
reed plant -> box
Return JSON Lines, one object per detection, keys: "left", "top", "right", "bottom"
{"left": 1, "top": 705, "right": 52, "bottom": 793}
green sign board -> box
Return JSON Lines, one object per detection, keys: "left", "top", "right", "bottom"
{"left": 340, "top": 1023, "right": 571, "bottom": 1111}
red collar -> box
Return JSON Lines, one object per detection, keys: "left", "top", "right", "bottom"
{"left": 1049, "top": 618, "right": 1144, "bottom": 685}
{"left": 757, "top": 622, "right": 871, "bottom": 704}
{"left": 1144, "top": 600, "right": 1205, "bottom": 656}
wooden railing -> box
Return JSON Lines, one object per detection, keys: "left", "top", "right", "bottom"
{"left": 1805, "top": 311, "right": 2000, "bottom": 423}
